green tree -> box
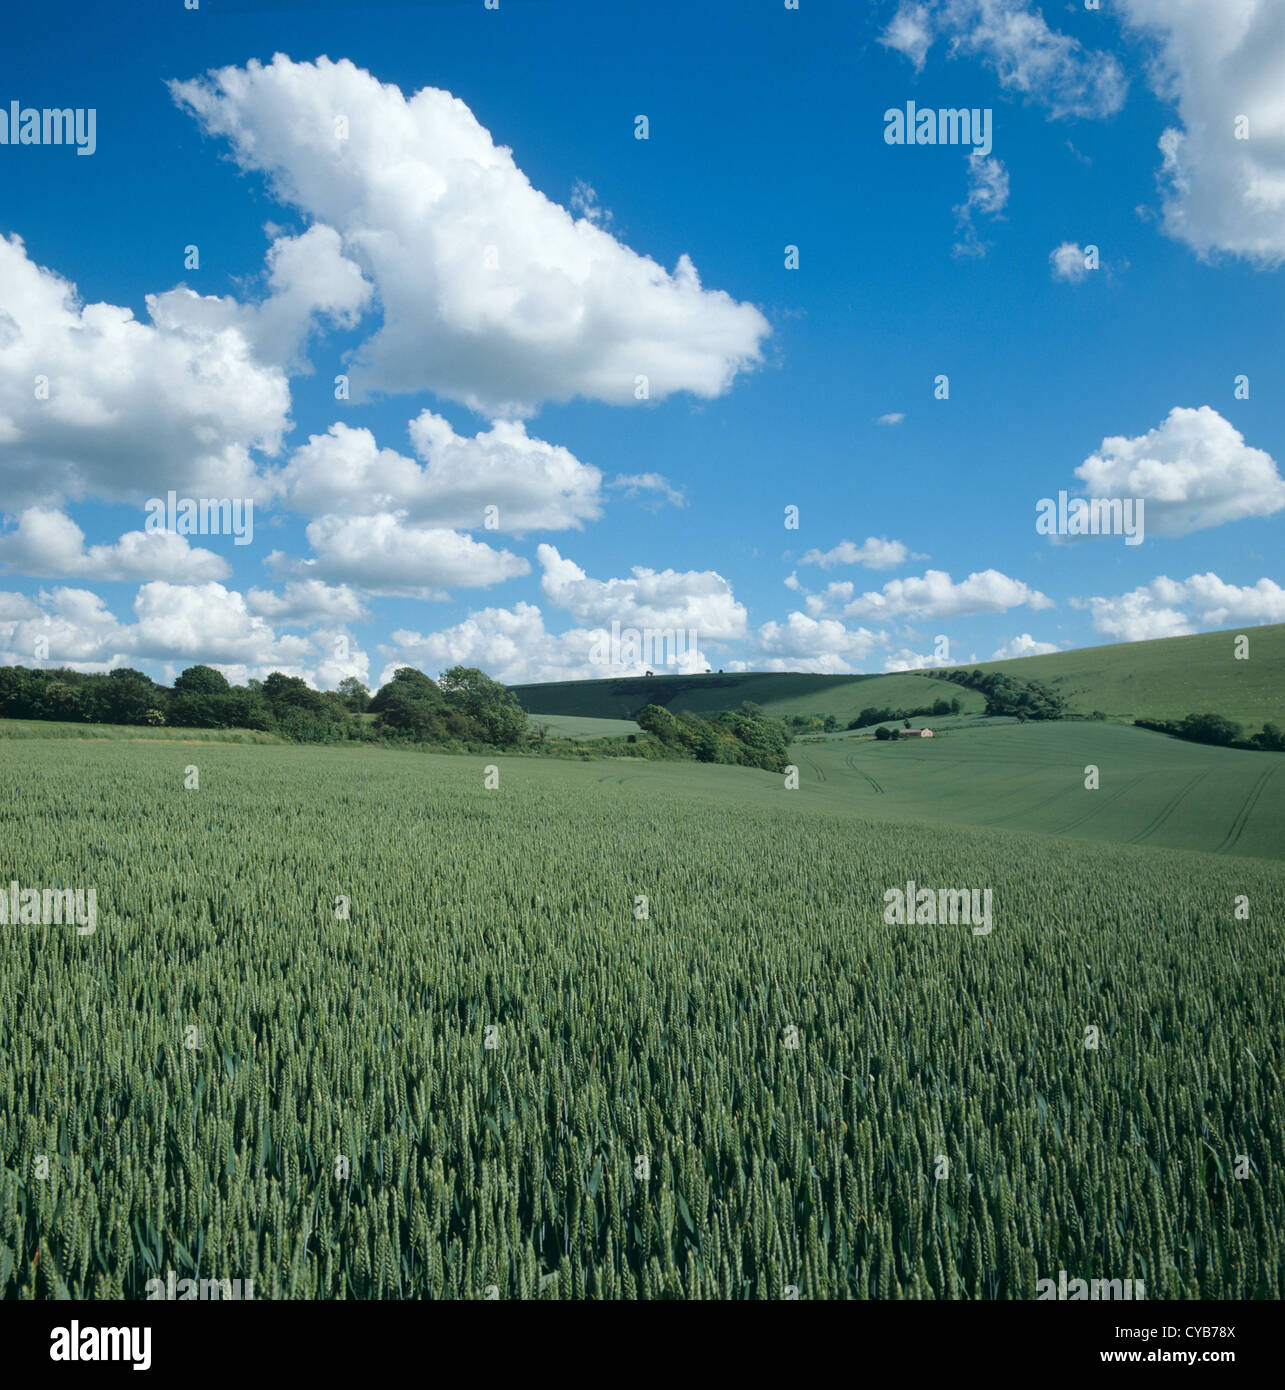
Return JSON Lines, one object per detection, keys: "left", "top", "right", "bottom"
{"left": 438, "top": 666, "right": 527, "bottom": 746}
{"left": 1253, "top": 723, "right": 1284, "bottom": 751}
{"left": 337, "top": 677, "right": 371, "bottom": 713}
{"left": 174, "top": 665, "right": 231, "bottom": 695}
{"left": 1179, "top": 712, "right": 1243, "bottom": 747}
{"left": 101, "top": 668, "right": 161, "bottom": 725}
{"left": 369, "top": 667, "right": 442, "bottom": 713}
{"left": 636, "top": 704, "right": 681, "bottom": 746}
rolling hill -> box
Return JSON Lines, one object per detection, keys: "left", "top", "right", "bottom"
{"left": 511, "top": 669, "right": 984, "bottom": 722}
{"left": 511, "top": 624, "right": 1283, "bottom": 732}
{"left": 788, "top": 719, "right": 1283, "bottom": 860}
{"left": 968, "top": 623, "right": 1284, "bottom": 730}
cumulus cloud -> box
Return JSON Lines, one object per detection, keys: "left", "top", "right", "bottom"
{"left": 127, "top": 581, "right": 311, "bottom": 666}
{"left": 0, "top": 234, "right": 290, "bottom": 508}
{"left": 801, "top": 537, "right": 918, "bottom": 571}
{"left": 379, "top": 600, "right": 714, "bottom": 685}
{"left": 882, "top": 646, "right": 969, "bottom": 672}
{"left": 882, "top": 0, "right": 1127, "bottom": 119}
{"left": 537, "top": 544, "right": 747, "bottom": 640}
{"left": 1074, "top": 406, "right": 1285, "bottom": 535}
{"left": 278, "top": 414, "right": 602, "bottom": 534}
{"left": 876, "top": 412, "right": 906, "bottom": 426}
{"left": 804, "top": 582, "right": 856, "bottom": 618}
{"left": 750, "top": 612, "right": 887, "bottom": 674}
{"left": 244, "top": 579, "right": 367, "bottom": 626}
{"left": 171, "top": 55, "right": 770, "bottom": 416}
{"left": 1118, "top": 0, "right": 1285, "bottom": 265}
{"left": 0, "top": 586, "right": 128, "bottom": 668}
{"left": 0, "top": 581, "right": 369, "bottom": 687}
{"left": 991, "top": 632, "right": 1061, "bottom": 659}
{"left": 1075, "top": 573, "right": 1285, "bottom": 641}
{"left": 1050, "top": 241, "right": 1093, "bottom": 282}
{"left": 0, "top": 591, "right": 41, "bottom": 622}
{"left": 270, "top": 516, "right": 529, "bottom": 600}
{"left": 904, "top": 1, "right": 1285, "bottom": 264}
{"left": 0, "top": 507, "right": 229, "bottom": 582}
{"left": 843, "top": 568, "right": 1052, "bottom": 621}
{"left": 148, "top": 225, "right": 371, "bottom": 374}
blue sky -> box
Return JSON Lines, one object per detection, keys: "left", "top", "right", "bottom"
{"left": 1, "top": 0, "right": 1283, "bottom": 689}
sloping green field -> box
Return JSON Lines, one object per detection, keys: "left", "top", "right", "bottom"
{"left": 527, "top": 713, "right": 641, "bottom": 739}
{"left": 511, "top": 670, "right": 871, "bottom": 719}
{"left": 970, "top": 624, "right": 1284, "bottom": 730}
{"left": 788, "top": 721, "right": 1283, "bottom": 860}
{"left": 511, "top": 624, "right": 1283, "bottom": 731}
{"left": 512, "top": 670, "right": 984, "bottom": 721}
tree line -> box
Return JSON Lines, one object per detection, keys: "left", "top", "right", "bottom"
{"left": 1135, "top": 713, "right": 1285, "bottom": 753}
{"left": 847, "top": 696, "right": 962, "bottom": 729}
{"left": 929, "top": 667, "right": 1068, "bottom": 721}
{"left": 634, "top": 701, "right": 790, "bottom": 771}
{"left": 0, "top": 663, "right": 529, "bottom": 749}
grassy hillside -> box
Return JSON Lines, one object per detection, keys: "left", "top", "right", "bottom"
{"left": 512, "top": 670, "right": 858, "bottom": 718}
{"left": 512, "top": 669, "right": 985, "bottom": 722}
{"left": 527, "top": 713, "right": 641, "bottom": 739}
{"left": 789, "top": 719, "right": 1283, "bottom": 860}
{"left": 511, "top": 624, "right": 1283, "bottom": 732}
{"left": 524, "top": 717, "right": 1282, "bottom": 859}
{"left": 967, "top": 623, "right": 1284, "bottom": 730}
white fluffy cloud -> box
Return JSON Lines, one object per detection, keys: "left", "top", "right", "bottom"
{"left": 0, "top": 507, "right": 229, "bottom": 582}
{"left": 0, "top": 234, "right": 290, "bottom": 508}
{"left": 270, "top": 516, "right": 529, "bottom": 600}
{"left": 128, "top": 582, "right": 310, "bottom": 666}
{"left": 843, "top": 568, "right": 1053, "bottom": 621}
{"left": 801, "top": 537, "right": 917, "bottom": 570}
{"left": 379, "top": 600, "right": 714, "bottom": 685}
{"left": 148, "top": 225, "right": 371, "bottom": 374}
{"left": 244, "top": 579, "right": 367, "bottom": 626}
{"left": 0, "top": 587, "right": 126, "bottom": 667}
{"left": 1075, "top": 573, "right": 1285, "bottom": 641}
{"left": 171, "top": 55, "right": 770, "bottom": 416}
{"left": 1074, "top": 406, "right": 1285, "bottom": 535}
{"left": 882, "top": 646, "right": 971, "bottom": 672}
{"left": 888, "top": 1, "right": 1285, "bottom": 264}
{"left": 1050, "top": 241, "right": 1092, "bottom": 283}
{"left": 0, "top": 591, "right": 41, "bottom": 621}
{"left": 537, "top": 544, "right": 747, "bottom": 641}
{"left": 1119, "top": 0, "right": 1285, "bottom": 265}
{"left": 882, "top": 0, "right": 1128, "bottom": 119}
{"left": 0, "top": 581, "right": 369, "bottom": 687}
{"left": 804, "top": 582, "right": 856, "bottom": 618}
{"left": 748, "top": 613, "right": 887, "bottom": 674}
{"left": 991, "top": 633, "right": 1061, "bottom": 659}
{"left": 876, "top": 412, "right": 906, "bottom": 426}
{"left": 278, "top": 414, "right": 602, "bottom": 534}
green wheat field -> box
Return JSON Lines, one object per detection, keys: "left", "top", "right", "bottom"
{"left": 2, "top": 725, "right": 1281, "bottom": 1298}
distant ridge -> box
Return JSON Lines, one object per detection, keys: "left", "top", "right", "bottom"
{"left": 510, "top": 623, "right": 1285, "bottom": 731}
